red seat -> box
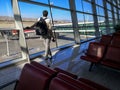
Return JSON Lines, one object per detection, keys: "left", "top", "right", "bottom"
{"left": 31, "top": 61, "right": 77, "bottom": 78}
{"left": 49, "top": 77, "right": 80, "bottom": 90}
{"left": 101, "top": 45, "right": 120, "bottom": 70}
{"left": 111, "top": 36, "right": 120, "bottom": 47}
{"left": 113, "top": 32, "right": 120, "bottom": 36}
{"left": 57, "top": 73, "right": 96, "bottom": 90}
{"left": 99, "top": 35, "right": 112, "bottom": 45}
{"left": 31, "top": 61, "right": 57, "bottom": 76}
{"left": 15, "top": 64, "right": 53, "bottom": 90}
{"left": 78, "top": 78, "right": 109, "bottom": 90}
{"left": 54, "top": 67, "right": 77, "bottom": 79}
{"left": 80, "top": 42, "right": 106, "bottom": 71}
{"left": 81, "top": 42, "right": 106, "bottom": 62}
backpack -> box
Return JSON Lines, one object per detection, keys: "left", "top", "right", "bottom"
{"left": 35, "top": 17, "right": 48, "bottom": 35}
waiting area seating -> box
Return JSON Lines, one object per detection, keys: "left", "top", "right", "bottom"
{"left": 99, "top": 35, "right": 112, "bottom": 45}
{"left": 15, "top": 61, "right": 109, "bottom": 90}
{"left": 101, "top": 45, "right": 120, "bottom": 70}
{"left": 80, "top": 34, "right": 120, "bottom": 71}
{"left": 81, "top": 42, "right": 106, "bottom": 71}
{"left": 111, "top": 36, "right": 120, "bottom": 47}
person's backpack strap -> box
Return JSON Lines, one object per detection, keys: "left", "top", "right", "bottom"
{"left": 40, "top": 17, "right": 47, "bottom": 22}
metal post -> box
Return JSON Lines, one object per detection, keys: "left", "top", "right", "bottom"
{"left": 4, "top": 33, "right": 10, "bottom": 56}
{"left": 48, "top": 0, "right": 58, "bottom": 47}
{"left": 12, "top": 0, "right": 30, "bottom": 62}
{"left": 92, "top": 0, "right": 100, "bottom": 37}
{"left": 69, "top": 0, "right": 80, "bottom": 44}
{"left": 103, "top": 0, "right": 110, "bottom": 34}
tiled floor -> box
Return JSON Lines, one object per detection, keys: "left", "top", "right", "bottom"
{"left": 0, "top": 42, "right": 120, "bottom": 90}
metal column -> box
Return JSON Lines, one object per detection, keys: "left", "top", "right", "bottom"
{"left": 91, "top": 0, "right": 100, "bottom": 37}
{"left": 69, "top": 0, "right": 80, "bottom": 44}
{"left": 103, "top": 0, "right": 110, "bottom": 34}
{"left": 12, "top": 0, "right": 30, "bottom": 62}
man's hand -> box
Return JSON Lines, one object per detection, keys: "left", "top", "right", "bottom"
{"left": 24, "top": 27, "right": 31, "bottom": 29}
{"left": 52, "top": 37, "right": 56, "bottom": 42}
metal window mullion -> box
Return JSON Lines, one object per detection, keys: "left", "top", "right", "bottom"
{"left": 111, "top": 1, "right": 115, "bottom": 26}
{"left": 92, "top": 0, "right": 100, "bottom": 37}
{"left": 12, "top": 0, "right": 30, "bottom": 62}
{"left": 69, "top": 0, "right": 80, "bottom": 44}
{"left": 103, "top": 0, "right": 110, "bottom": 34}
{"left": 116, "top": 1, "right": 119, "bottom": 23}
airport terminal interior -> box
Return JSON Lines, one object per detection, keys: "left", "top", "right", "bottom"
{"left": 0, "top": 0, "right": 120, "bottom": 90}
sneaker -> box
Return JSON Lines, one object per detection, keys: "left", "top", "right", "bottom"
{"left": 44, "top": 58, "right": 52, "bottom": 67}
{"left": 44, "top": 57, "right": 49, "bottom": 60}
{"left": 47, "top": 65, "right": 50, "bottom": 67}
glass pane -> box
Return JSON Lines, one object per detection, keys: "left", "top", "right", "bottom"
{"left": 52, "top": 8, "right": 74, "bottom": 46}
{"left": 107, "top": 2, "right": 111, "bottom": 10}
{"left": 50, "top": 0, "right": 69, "bottom": 9}
{"left": 96, "top": 6, "right": 105, "bottom": 16}
{"left": 84, "top": 14, "right": 93, "bottom": 23}
{"left": 84, "top": 14, "right": 95, "bottom": 39}
{"left": 113, "top": 1, "right": 117, "bottom": 5}
{"left": 19, "top": 2, "right": 50, "bottom": 27}
{"left": 113, "top": 7, "right": 117, "bottom": 13}
{"left": 109, "top": 18, "right": 114, "bottom": 33}
{"left": 83, "top": 1, "right": 92, "bottom": 13}
{"left": 30, "top": 0, "right": 48, "bottom": 4}
{"left": 0, "top": 30, "right": 22, "bottom": 63}
{"left": 77, "top": 13, "right": 87, "bottom": 41}
{"left": 0, "top": 0, "right": 15, "bottom": 28}
{"left": 95, "top": 0, "right": 103, "bottom": 6}
{"left": 114, "top": 13, "right": 117, "bottom": 19}
{"left": 19, "top": 2, "right": 56, "bottom": 54}
{"left": 75, "top": 0, "right": 83, "bottom": 11}
{"left": 108, "top": 11, "right": 112, "bottom": 18}
{"left": 77, "top": 13, "right": 95, "bottom": 41}
{"left": 97, "top": 16, "right": 106, "bottom": 35}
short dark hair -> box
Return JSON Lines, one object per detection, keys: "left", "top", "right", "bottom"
{"left": 43, "top": 10, "right": 48, "bottom": 17}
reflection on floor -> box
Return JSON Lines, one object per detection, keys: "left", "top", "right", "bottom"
{"left": 0, "top": 42, "right": 120, "bottom": 90}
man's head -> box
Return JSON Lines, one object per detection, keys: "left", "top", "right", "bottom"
{"left": 43, "top": 10, "right": 48, "bottom": 17}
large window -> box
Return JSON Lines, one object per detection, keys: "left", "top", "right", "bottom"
{"left": 19, "top": 1, "right": 74, "bottom": 54}
{"left": 19, "top": 2, "right": 56, "bottom": 54}
{"left": 1, "top": 0, "right": 120, "bottom": 65}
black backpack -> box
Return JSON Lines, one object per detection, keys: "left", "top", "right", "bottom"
{"left": 35, "top": 17, "right": 48, "bottom": 35}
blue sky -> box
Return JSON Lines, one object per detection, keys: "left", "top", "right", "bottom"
{"left": 0, "top": 0, "right": 70, "bottom": 17}
{"left": 0, "top": 0, "right": 95, "bottom": 21}
{"left": 0, "top": 0, "right": 12, "bottom": 16}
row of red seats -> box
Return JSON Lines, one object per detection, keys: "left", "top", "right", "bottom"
{"left": 81, "top": 41, "right": 120, "bottom": 71}
{"left": 15, "top": 61, "right": 109, "bottom": 90}
{"left": 99, "top": 34, "right": 120, "bottom": 47}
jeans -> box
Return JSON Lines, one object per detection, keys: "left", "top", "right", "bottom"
{"left": 43, "top": 37, "right": 52, "bottom": 58}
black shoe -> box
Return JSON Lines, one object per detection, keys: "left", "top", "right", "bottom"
{"left": 44, "top": 57, "right": 49, "bottom": 60}
{"left": 47, "top": 65, "right": 50, "bottom": 67}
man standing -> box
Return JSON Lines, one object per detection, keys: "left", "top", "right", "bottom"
{"left": 38, "top": 10, "right": 54, "bottom": 66}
